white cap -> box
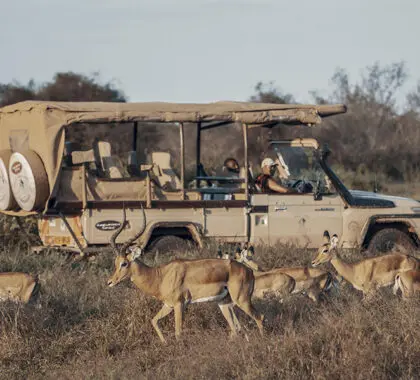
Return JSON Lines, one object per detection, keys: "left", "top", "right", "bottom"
{"left": 261, "top": 158, "right": 277, "bottom": 168}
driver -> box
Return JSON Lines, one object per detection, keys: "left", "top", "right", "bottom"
{"left": 255, "top": 158, "right": 298, "bottom": 194}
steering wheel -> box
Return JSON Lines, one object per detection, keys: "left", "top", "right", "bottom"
{"left": 291, "top": 179, "right": 313, "bottom": 194}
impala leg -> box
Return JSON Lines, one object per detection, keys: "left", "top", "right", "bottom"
{"left": 234, "top": 299, "right": 264, "bottom": 336}
{"left": 306, "top": 287, "right": 319, "bottom": 303}
{"left": 230, "top": 288, "right": 264, "bottom": 335}
{"left": 228, "top": 304, "right": 250, "bottom": 342}
{"left": 401, "top": 282, "right": 413, "bottom": 300}
{"left": 174, "top": 302, "right": 185, "bottom": 340}
{"left": 218, "top": 303, "right": 239, "bottom": 337}
{"left": 151, "top": 304, "right": 173, "bottom": 343}
{"left": 229, "top": 304, "right": 242, "bottom": 333}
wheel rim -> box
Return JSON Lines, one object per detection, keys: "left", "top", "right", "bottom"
{"left": 9, "top": 153, "right": 37, "bottom": 211}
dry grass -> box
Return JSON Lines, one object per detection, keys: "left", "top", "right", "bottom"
{"left": 0, "top": 243, "right": 418, "bottom": 380}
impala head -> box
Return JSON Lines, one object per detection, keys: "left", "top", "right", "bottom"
{"left": 107, "top": 206, "right": 146, "bottom": 287}
{"left": 312, "top": 231, "right": 339, "bottom": 267}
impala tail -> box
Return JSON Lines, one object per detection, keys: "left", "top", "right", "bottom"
{"left": 393, "top": 274, "right": 402, "bottom": 295}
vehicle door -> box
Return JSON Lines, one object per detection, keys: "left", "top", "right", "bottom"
{"left": 266, "top": 140, "right": 344, "bottom": 248}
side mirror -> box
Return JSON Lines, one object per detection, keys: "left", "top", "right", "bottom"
{"left": 313, "top": 177, "right": 323, "bottom": 201}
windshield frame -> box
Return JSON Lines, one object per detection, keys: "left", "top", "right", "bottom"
{"left": 268, "top": 139, "right": 354, "bottom": 204}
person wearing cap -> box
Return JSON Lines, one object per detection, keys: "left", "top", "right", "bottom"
{"left": 222, "top": 157, "right": 240, "bottom": 175}
{"left": 255, "top": 158, "right": 297, "bottom": 194}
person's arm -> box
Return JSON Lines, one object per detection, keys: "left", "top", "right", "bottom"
{"left": 267, "top": 178, "right": 297, "bottom": 194}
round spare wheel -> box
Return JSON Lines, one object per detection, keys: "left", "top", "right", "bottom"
{"left": 9, "top": 150, "right": 50, "bottom": 211}
{"left": 0, "top": 150, "right": 18, "bottom": 210}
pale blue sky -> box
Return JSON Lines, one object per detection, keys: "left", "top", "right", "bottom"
{"left": 1, "top": 0, "right": 419, "bottom": 104}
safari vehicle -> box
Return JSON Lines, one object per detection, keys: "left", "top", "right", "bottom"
{"left": 0, "top": 100, "right": 419, "bottom": 255}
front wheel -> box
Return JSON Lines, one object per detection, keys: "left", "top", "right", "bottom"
{"left": 367, "top": 228, "right": 415, "bottom": 254}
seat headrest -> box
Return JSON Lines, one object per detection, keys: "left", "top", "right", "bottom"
{"left": 151, "top": 152, "right": 171, "bottom": 168}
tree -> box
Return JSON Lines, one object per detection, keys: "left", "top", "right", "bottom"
{"left": 249, "top": 81, "right": 295, "bottom": 104}
{"left": 249, "top": 62, "right": 420, "bottom": 181}
{"left": 37, "top": 72, "right": 126, "bottom": 102}
{"left": 0, "top": 80, "right": 36, "bottom": 107}
{"left": 0, "top": 72, "right": 126, "bottom": 107}
{"left": 311, "top": 62, "right": 418, "bottom": 179}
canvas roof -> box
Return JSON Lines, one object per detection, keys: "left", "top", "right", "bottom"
{"left": 0, "top": 100, "right": 346, "bottom": 124}
{"left": 0, "top": 100, "right": 346, "bottom": 215}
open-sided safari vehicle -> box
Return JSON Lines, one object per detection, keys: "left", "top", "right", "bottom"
{"left": 1, "top": 101, "right": 420, "bottom": 255}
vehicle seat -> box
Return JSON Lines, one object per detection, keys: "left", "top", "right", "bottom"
{"left": 150, "top": 152, "right": 181, "bottom": 190}
{"left": 127, "top": 150, "right": 143, "bottom": 177}
{"left": 93, "top": 140, "right": 124, "bottom": 179}
{"left": 63, "top": 142, "right": 81, "bottom": 166}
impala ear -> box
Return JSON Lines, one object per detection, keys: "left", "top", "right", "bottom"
{"left": 128, "top": 247, "right": 143, "bottom": 261}
{"left": 323, "top": 230, "right": 331, "bottom": 244}
{"left": 234, "top": 245, "right": 241, "bottom": 259}
{"left": 247, "top": 245, "right": 255, "bottom": 258}
{"left": 330, "top": 235, "right": 339, "bottom": 249}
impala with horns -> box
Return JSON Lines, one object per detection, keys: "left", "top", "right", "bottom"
{"left": 107, "top": 207, "right": 264, "bottom": 343}
{"left": 220, "top": 244, "right": 335, "bottom": 302}
{"left": 312, "top": 231, "right": 419, "bottom": 299}
{"left": 393, "top": 270, "right": 420, "bottom": 299}
{"left": 0, "top": 272, "right": 39, "bottom": 303}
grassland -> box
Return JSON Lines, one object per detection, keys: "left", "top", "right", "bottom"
{"left": 0, "top": 240, "right": 418, "bottom": 380}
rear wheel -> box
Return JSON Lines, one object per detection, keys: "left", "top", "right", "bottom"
{"left": 148, "top": 235, "right": 192, "bottom": 253}
{"left": 368, "top": 228, "right": 415, "bottom": 254}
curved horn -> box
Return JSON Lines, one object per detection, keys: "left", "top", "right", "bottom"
{"left": 110, "top": 205, "right": 127, "bottom": 256}
{"left": 120, "top": 205, "right": 147, "bottom": 255}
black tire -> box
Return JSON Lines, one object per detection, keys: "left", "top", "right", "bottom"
{"left": 148, "top": 235, "right": 192, "bottom": 253}
{"left": 0, "top": 149, "right": 18, "bottom": 210}
{"left": 368, "top": 228, "right": 415, "bottom": 254}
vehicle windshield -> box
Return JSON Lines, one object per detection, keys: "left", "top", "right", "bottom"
{"left": 269, "top": 143, "right": 337, "bottom": 194}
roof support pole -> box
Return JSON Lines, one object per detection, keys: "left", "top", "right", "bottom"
{"left": 242, "top": 122, "right": 250, "bottom": 242}
{"left": 196, "top": 122, "right": 201, "bottom": 189}
{"left": 242, "top": 123, "right": 249, "bottom": 200}
{"left": 179, "top": 122, "right": 185, "bottom": 200}
{"left": 132, "top": 122, "right": 138, "bottom": 152}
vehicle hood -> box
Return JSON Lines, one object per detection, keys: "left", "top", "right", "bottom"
{"left": 349, "top": 190, "right": 420, "bottom": 208}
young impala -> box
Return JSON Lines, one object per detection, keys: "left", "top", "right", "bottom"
{"left": 393, "top": 270, "right": 420, "bottom": 299}
{"left": 219, "top": 245, "right": 334, "bottom": 302}
{"left": 0, "top": 272, "right": 39, "bottom": 304}
{"left": 107, "top": 207, "right": 264, "bottom": 343}
{"left": 312, "top": 231, "right": 419, "bottom": 299}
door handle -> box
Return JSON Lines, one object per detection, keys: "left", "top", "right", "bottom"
{"left": 274, "top": 206, "right": 287, "bottom": 211}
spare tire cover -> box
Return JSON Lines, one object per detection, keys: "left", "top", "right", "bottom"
{"left": 0, "top": 150, "right": 18, "bottom": 210}
{"left": 9, "top": 151, "right": 50, "bottom": 211}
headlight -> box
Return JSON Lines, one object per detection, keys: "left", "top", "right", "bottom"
{"left": 411, "top": 207, "right": 420, "bottom": 213}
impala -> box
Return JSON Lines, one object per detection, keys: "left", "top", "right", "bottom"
{"left": 312, "top": 231, "right": 419, "bottom": 299}
{"left": 220, "top": 245, "right": 334, "bottom": 302}
{"left": 0, "top": 272, "right": 39, "bottom": 303}
{"left": 107, "top": 208, "right": 264, "bottom": 343}
{"left": 393, "top": 270, "right": 420, "bottom": 299}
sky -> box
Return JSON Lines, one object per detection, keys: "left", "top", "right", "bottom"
{"left": 1, "top": 0, "right": 419, "bottom": 104}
